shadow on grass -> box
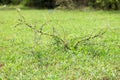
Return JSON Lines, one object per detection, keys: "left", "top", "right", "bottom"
{"left": 0, "top": 6, "right": 120, "bottom": 13}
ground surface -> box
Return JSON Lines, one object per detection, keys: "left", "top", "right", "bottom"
{"left": 0, "top": 9, "right": 120, "bottom": 80}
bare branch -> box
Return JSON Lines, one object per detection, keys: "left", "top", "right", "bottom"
{"left": 74, "top": 30, "right": 106, "bottom": 49}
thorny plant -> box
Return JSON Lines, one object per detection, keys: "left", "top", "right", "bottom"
{"left": 15, "top": 9, "right": 106, "bottom": 51}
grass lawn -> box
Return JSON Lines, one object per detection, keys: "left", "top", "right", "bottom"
{"left": 0, "top": 9, "right": 120, "bottom": 80}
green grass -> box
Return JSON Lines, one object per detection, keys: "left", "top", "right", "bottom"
{"left": 0, "top": 9, "right": 120, "bottom": 80}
